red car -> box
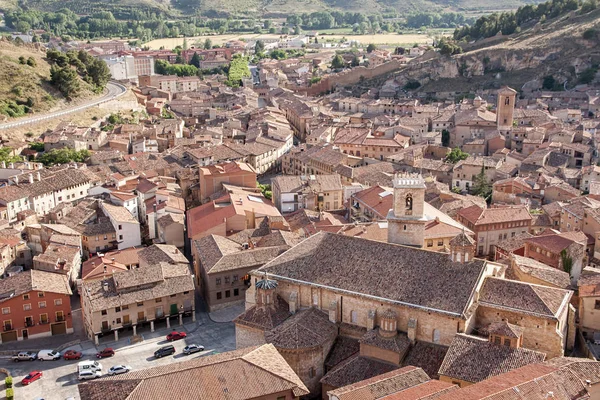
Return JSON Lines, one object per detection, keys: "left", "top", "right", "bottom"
{"left": 166, "top": 331, "right": 187, "bottom": 341}
{"left": 96, "top": 348, "right": 115, "bottom": 358}
{"left": 62, "top": 350, "right": 82, "bottom": 360}
{"left": 21, "top": 371, "right": 42, "bottom": 385}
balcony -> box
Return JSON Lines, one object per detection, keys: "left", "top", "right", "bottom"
{"left": 136, "top": 317, "right": 147, "bottom": 324}
{"left": 100, "top": 325, "right": 112, "bottom": 333}
{"left": 3, "top": 325, "right": 12, "bottom": 332}
{"left": 56, "top": 316, "right": 65, "bottom": 322}
{"left": 25, "top": 320, "right": 35, "bottom": 327}
{"left": 39, "top": 320, "right": 49, "bottom": 325}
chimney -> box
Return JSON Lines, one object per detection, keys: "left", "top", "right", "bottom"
{"left": 14, "top": 175, "right": 18, "bottom": 185}
{"left": 289, "top": 291, "right": 298, "bottom": 314}
{"left": 28, "top": 174, "right": 34, "bottom": 184}
{"left": 407, "top": 318, "right": 417, "bottom": 344}
{"left": 153, "top": 203, "right": 158, "bottom": 239}
{"left": 36, "top": 172, "right": 41, "bottom": 181}
{"left": 328, "top": 300, "right": 338, "bottom": 323}
{"left": 1, "top": 161, "right": 5, "bottom": 169}
{"left": 367, "top": 310, "right": 376, "bottom": 330}
{"left": 103, "top": 265, "right": 107, "bottom": 274}
{"left": 9, "top": 163, "right": 14, "bottom": 169}
{"left": 102, "top": 281, "right": 109, "bottom": 291}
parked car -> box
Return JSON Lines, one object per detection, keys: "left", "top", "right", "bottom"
{"left": 78, "top": 370, "right": 102, "bottom": 380}
{"left": 96, "top": 348, "right": 115, "bottom": 359}
{"left": 37, "top": 350, "right": 61, "bottom": 361}
{"left": 62, "top": 350, "right": 82, "bottom": 360}
{"left": 107, "top": 365, "right": 132, "bottom": 376}
{"left": 154, "top": 345, "right": 175, "bottom": 358}
{"left": 166, "top": 331, "right": 187, "bottom": 341}
{"left": 21, "top": 371, "right": 42, "bottom": 385}
{"left": 183, "top": 344, "right": 204, "bottom": 355}
{"left": 12, "top": 351, "right": 37, "bottom": 362}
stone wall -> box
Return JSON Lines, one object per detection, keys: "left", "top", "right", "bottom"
{"left": 290, "top": 60, "right": 405, "bottom": 97}
{"left": 475, "top": 305, "right": 566, "bottom": 358}
{"left": 360, "top": 343, "right": 402, "bottom": 365}
{"left": 275, "top": 280, "right": 465, "bottom": 347}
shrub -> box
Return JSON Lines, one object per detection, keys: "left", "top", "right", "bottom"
{"left": 5, "top": 376, "right": 12, "bottom": 388}
{"left": 583, "top": 29, "right": 597, "bottom": 40}
{"left": 6, "top": 387, "right": 13, "bottom": 400}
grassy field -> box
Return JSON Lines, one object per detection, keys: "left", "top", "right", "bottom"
{"left": 144, "top": 32, "right": 435, "bottom": 49}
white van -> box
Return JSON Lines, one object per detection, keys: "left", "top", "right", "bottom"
{"left": 78, "top": 370, "right": 102, "bottom": 380}
{"left": 37, "top": 349, "right": 61, "bottom": 361}
{"left": 78, "top": 360, "right": 102, "bottom": 373}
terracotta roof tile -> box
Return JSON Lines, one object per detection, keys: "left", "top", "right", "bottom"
{"left": 478, "top": 277, "right": 572, "bottom": 319}
{"left": 438, "top": 334, "right": 546, "bottom": 384}
{"left": 265, "top": 307, "right": 337, "bottom": 349}
{"left": 327, "top": 366, "right": 430, "bottom": 400}
{"left": 258, "top": 232, "right": 487, "bottom": 316}
{"left": 78, "top": 344, "right": 309, "bottom": 399}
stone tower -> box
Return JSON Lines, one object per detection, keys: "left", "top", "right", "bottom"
{"left": 449, "top": 231, "right": 476, "bottom": 263}
{"left": 387, "top": 173, "right": 427, "bottom": 247}
{"left": 496, "top": 86, "right": 517, "bottom": 130}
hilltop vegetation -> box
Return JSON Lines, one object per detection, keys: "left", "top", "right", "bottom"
{"left": 454, "top": 0, "right": 591, "bottom": 41}
{"left": 0, "top": 39, "right": 98, "bottom": 119}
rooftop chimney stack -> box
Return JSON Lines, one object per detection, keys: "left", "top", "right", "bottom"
{"left": 28, "top": 174, "right": 34, "bottom": 184}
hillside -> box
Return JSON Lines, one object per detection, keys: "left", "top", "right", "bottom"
{"left": 0, "top": 39, "right": 95, "bottom": 120}
{"left": 392, "top": 7, "right": 600, "bottom": 94}
{"left": 11, "top": 0, "right": 547, "bottom": 17}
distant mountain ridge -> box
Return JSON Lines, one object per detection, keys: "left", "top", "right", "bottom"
{"left": 4, "top": 0, "right": 547, "bottom": 18}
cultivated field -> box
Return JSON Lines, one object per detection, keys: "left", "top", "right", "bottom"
{"left": 144, "top": 32, "right": 434, "bottom": 49}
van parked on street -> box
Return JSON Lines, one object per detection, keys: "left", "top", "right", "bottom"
{"left": 37, "top": 350, "right": 61, "bottom": 361}
{"left": 78, "top": 360, "right": 102, "bottom": 373}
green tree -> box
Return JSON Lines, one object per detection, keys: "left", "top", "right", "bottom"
{"left": 0, "top": 147, "right": 22, "bottom": 164}
{"left": 366, "top": 43, "right": 377, "bottom": 53}
{"left": 445, "top": 147, "right": 469, "bottom": 163}
{"left": 331, "top": 54, "right": 345, "bottom": 69}
{"left": 225, "top": 55, "right": 250, "bottom": 88}
{"left": 441, "top": 129, "right": 450, "bottom": 147}
{"left": 190, "top": 52, "right": 201, "bottom": 68}
{"left": 204, "top": 38, "right": 212, "bottom": 49}
{"left": 542, "top": 75, "right": 556, "bottom": 90}
{"left": 182, "top": 37, "right": 188, "bottom": 51}
{"left": 560, "top": 249, "right": 573, "bottom": 277}
{"left": 50, "top": 66, "right": 81, "bottom": 98}
{"left": 26, "top": 57, "right": 36, "bottom": 67}
{"left": 351, "top": 55, "right": 359, "bottom": 67}
{"left": 255, "top": 40, "right": 265, "bottom": 54}
{"left": 472, "top": 165, "right": 491, "bottom": 200}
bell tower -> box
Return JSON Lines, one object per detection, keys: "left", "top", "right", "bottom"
{"left": 496, "top": 86, "right": 517, "bottom": 130}
{"left": 387, "top": 173, "right": 427, "bottom": 247}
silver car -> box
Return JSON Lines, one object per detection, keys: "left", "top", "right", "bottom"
{"left": 107, "top": 365, "right": 132, "bottom": 376}
{"left": 183, "top": 344, "right": 205, "bottom": 355}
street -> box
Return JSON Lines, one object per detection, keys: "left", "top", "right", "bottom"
{"left": 3, "top": 306, "right": 238, "bottom": 400}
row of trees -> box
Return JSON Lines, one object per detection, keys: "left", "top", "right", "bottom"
{"left": 454, "top": 0, "right": 594, "bottom": 41}
{"left": 37, "top": 148, "right": 90, "bottom": 166}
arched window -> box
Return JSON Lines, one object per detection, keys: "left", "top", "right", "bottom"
{"left": 505, "top": 97, "right": 510, "bottom": 105}
{"left": 406, "top": 194, "right": 413, "bottom": 211}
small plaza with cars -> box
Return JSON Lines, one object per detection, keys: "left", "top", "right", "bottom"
{"left": 0, "top": 305, "right": 238, "bottom": 400}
